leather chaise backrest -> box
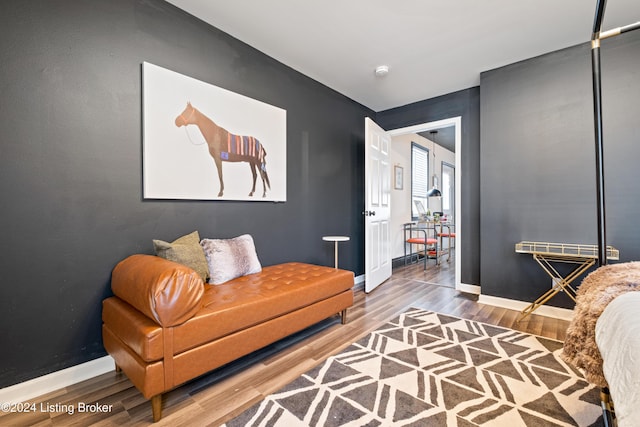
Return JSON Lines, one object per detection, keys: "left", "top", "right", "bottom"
{"left": 111, "top": 254, "right": 204, "bottom": 327}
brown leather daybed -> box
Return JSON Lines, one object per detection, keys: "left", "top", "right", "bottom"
{"left": 102, "top": 254, "right": 354, "bottom": 422}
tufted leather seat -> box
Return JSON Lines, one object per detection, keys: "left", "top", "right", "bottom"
{"left": 102, "top": 256, "right": 354, "bottom": 422}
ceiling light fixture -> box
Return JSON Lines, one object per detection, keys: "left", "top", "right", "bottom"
{"left": 374, "top": 65, "right": 389, "bottom": 77}
{"left": 426, "top": 131, "right": 442, "bottom": 198}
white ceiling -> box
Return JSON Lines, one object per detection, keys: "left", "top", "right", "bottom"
{"left": 166, "top": 0, "right": 640, "bottom": 112}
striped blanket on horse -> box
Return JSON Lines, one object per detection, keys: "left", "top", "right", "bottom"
{"left": 222, "top": 133, "right": 266, "bottom": 166}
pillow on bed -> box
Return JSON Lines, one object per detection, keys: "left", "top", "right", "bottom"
{"left": 153, "top": 231, "right": 210, "bottom": 282}
{"left": 200, "top": 234, "right": 262, "bottom": 285}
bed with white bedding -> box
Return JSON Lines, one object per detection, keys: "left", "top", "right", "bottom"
{"left": 596, "top": 292, "right": 640, "bottom": 427}
{"left": 562, "top": 261, "right": 640, "bottom": 387}
{"left": 561, "top": 261, "right": 640, "bottom": 425}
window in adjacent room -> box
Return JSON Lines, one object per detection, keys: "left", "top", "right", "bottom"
{"left": 411, "top": 142, "right": 429, "bottom": 219}
{"left": 441, "top": 161, "right": 455, "bottom": 220}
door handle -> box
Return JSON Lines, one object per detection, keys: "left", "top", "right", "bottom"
{"left": 362, "top": 210, "right": 376, "bottom": 216}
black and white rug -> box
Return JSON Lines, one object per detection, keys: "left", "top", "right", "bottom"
{"left": 225, "top": 308, "right": 602, "bottom": 426}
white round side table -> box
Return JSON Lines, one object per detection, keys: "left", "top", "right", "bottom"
{"left": 322, "top": 236, "right": 350, "bottom": 268}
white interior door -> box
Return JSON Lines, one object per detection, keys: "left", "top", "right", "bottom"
{"left": 364, "top": 117, "right": 392, "bottom": 292}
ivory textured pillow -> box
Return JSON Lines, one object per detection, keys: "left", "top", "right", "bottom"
{"left": 200, "top": 234, "right": 262, "bottom": 285}
{"left": 153, "top": 231, "right": 210, "bottom": 282}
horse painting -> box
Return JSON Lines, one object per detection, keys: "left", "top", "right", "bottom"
{"left": 174, "top": 102, "right": 271, "bottom": 198}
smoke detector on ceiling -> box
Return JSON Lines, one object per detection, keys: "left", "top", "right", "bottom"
{"left": 374, "top": 65, "right": 389, "bottom": 77}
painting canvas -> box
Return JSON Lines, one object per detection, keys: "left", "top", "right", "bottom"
{"left": 142, "top": 62, "right": 287, "bottom": 201}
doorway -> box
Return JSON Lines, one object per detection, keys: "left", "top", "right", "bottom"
{"left": 387, "top": 117, "right": 462, "bottom": 291}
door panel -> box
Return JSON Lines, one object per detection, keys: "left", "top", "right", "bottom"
{"left": 365, "top": 118, "right": 391, "bottom": 292}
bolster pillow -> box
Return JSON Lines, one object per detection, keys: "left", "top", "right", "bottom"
{"left": 111, "top": 254, "right": 204, "bottom": 327}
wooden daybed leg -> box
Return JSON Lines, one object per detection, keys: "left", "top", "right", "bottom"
{"left": 151, "top": 395, "right": 162, "bottom": 422}
{"left": 341, "top": 309, "right": 348, "bottom": 325}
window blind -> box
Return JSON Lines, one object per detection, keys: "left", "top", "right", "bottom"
{"left": 411, "top": 143, "right": 429, "bottom": 198}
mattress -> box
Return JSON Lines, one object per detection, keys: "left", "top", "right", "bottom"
{"left": 595, "top": 291, "right": 640, "bottom": 427}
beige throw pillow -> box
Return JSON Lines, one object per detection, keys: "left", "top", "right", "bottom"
{"left": 200, "top": 234, "right": 262, "bottom": 285}
{"left": 153, "top": 231, "right": 210, "bottom": 282}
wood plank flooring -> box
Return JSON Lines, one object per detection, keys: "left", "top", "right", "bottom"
{"left": 1, "top": 258, "right": 571, "bottom": 426}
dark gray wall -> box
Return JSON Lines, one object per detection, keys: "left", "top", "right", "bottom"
{"left": 480, "top": 31, "right": 640, "bottom": 307}
{"left": 376, "top": 88, "right": 481, "bottom": 286}
{"left": 0, "top": 0, "right": 372, "bottom": 388}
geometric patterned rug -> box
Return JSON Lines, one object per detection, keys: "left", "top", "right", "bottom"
{"left": 224, "top": 308, "right": 603, "bottom": 426}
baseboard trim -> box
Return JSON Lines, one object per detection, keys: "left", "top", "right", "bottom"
{"left": 478, "top": 294, "right": 574, "bottom": 321}
{"left": 354, "top": 273, "right": 365, "bottom": 285}
{"left": 457, "top": 282, "right": 481, "bottom": 295}
{"left": 0, "top": 356, "right": 114, "bottom": 404}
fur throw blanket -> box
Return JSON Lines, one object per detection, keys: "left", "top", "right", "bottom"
{"left": 561, "top": 261, "right": 640, "bottom": 387}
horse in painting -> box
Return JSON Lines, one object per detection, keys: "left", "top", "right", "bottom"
{"left": 175, "top": 102, "right": 271, "bottom": 197}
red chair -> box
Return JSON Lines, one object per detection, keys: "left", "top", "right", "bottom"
{"left": 435, "top": 223, "right": 455, "bottom": 262}
{"left": 404, "top": 223, "right": 439, "bottom": 270}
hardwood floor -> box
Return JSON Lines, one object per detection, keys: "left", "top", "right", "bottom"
{"left": 2, "top": 260, "right": 571, "bottom": 426}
